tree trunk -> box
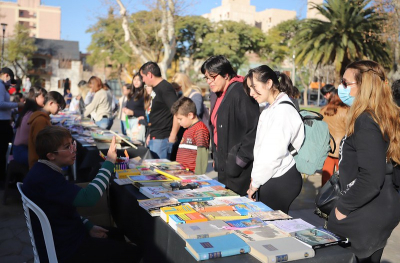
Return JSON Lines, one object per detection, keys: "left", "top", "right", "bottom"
{"left": 158, "top": 0, "right": 176, "bottom": 78}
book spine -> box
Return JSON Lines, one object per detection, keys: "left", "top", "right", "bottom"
{"left": 178, "top": 196, "right": 214, "bottom": 202}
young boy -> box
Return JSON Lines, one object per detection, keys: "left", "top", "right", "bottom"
{"left": 171, "top": 97, "right": 210, "bottom": 174}
{"left": 22, "top": 126, "right": 141, "bottom": 263}
{"left": 28, "top": 91, "right": 66, "bottom": 168}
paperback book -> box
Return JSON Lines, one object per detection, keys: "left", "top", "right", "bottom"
{"left": 185, "top": 233, "right": 250, "bottom": 261}
{"left": 139, "top": 186, "right": 170, "bottom": 199}
{"left": 169, "top": 212, "right": 208, "bottom": 230}
{"left": 268, "top": 219, "right": 315, "bottom": 234}
{"left": 160, "top": 204, "right": 196, "bottom": 223}
{"left": 233, "top": 225, "right": 290, "bottom": 242}
{"left": 249, "top": 237, "right": 315, "bottom": 262}
{"left": 201, "top": 210, "right": 249, "bottom": 221}
{"left": 137, "top": 197, "right": 180, "bottom": 217}
{"left": 225, "top": 217, "right": 266, "bottom": 228}
{"left": 233, "top": 202, "right": 273, "bottom": 216}
{"left": 250, "top": 210, "right": 292, "bottom": 221}
{"left": 135, "top": 165, "right": 159, "bottom": 176}
{"left": 165, "top": 189, "right": 214, "bottom": 202}
{"left": 293, "top": 227, "right": 348, "bottom": 249}
{"left": 178, "top": 174, "right": 213, "bottom": 181}
{"left": 128, "top": 174, "right": 173, "bottom": 183}
{"left": 176, "top": 220, "right": 231, "bottom": 240}
{"left": 115, "top": 168, "right": 141, "bottom": 179}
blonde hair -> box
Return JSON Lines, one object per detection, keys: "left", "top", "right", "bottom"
{"left": 171, "top": 73, "right": 202, "bottom": 97}
{"left": 345, "top": 60, "right": 400, "bottom": 163}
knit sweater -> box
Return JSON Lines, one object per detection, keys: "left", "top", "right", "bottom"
{"left": 84, "top": 89, "right": 113, "bottom": 121}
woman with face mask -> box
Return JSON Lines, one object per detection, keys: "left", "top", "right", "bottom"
{"left": 0, "top": 67, "right": 24, "bottom": 182}
{"left": 327, "top": 60, "right": 400, "bottom": 263}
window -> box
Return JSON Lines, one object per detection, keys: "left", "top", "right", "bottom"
{"left": 59, "top": 59, "right": 72, "bottom": 69}
{"left": 32, "top": 58, "right": 46, "bottom": 68}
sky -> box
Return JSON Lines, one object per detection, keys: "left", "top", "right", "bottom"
{"left": 31, "top": 0, "right": 308, "bottom": 52}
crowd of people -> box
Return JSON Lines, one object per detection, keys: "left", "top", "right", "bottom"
{"left": 1, "top": 55, "right": 400, "bottom": 263}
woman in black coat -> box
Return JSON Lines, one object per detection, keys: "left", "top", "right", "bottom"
{"left": 327, "top": 60, "right": 400, "bottom": 263}
{"left": 201, "top": 56, "right": 260, "bottom": 196}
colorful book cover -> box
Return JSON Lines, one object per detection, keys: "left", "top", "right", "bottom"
{"left": 250, "top": 210, "right": 292, "bottom": 221}
{"left": 233, "top": 202, "right": 273, "bottom": 216}
{"left": 132, "top": 181, "right": 163, "bottom": 189}
{"left": 160, "top": 204, "right": 196, "bottom": 223}
{"left": 293, "top": 227, "right": 348, "bottom": 249}
{"left": 209, "top": 197, "right": 254, "bottom": 206}
{"left": 185, "top": 233, "right": 250, "bottom": 261}
{"left": 268, "top": 218, "right": 315, "bottom": 234}
{"left": 116, "top": 168, "right": 141, "bottom": 179}
{"left": 185, "top": 212, "right": 208, "bottom": 224}
{"left": 135, "top": 165, "right": 159, "bottom": 176}
{"left": 178, "top": 174, "right": 213, "bottom": 181}
{"left": 128, "top": 174, "right": 172, "bottom": 183}
{"left": 165, "top": 189, "right": 214, "bottom": 202}
{"left": 169, "top": 214, "right": 187, "bottom": 230}
{"left": 138, "top": 197, "right": 180, "bottom": 217}
{"left": 225, "top": 217, "right": 266, "bottom": 228}
{"left": 194, "top": 180, "right": 225, "bottom": 188}
{"left": 176, "top": 220, "right": 231, "bottom": 240}
{"left": 169, "top": 212, "right": 207, "bottom": 230}
{"left": 139, "top": 186, "right": 170, "bottom": 199}
{"left": 249, "top": 237, "right": 315, "bottom": 262}
{"left": 201, "top": 210, "right": 250, "bottom": 221}
{"left": 233, "top": 225, "right": 290, "bottom": 242}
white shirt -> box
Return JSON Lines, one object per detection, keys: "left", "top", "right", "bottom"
{"left": 251, "top": 93, "right": 305, "bottom": 189}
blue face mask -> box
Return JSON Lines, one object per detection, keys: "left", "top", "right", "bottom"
{"left": 338, "top": 84, "right": 354, "bottom": 106}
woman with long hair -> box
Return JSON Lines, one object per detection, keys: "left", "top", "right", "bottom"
{"left": 327, "top": 60, "right": 400, "bottom": 263}
{"left": 244, "top": 66, "right": 304, "bottom": 214}
{"left": 320, "top": 90, "right": 349, "bottom": 185}
{"left": 84, "top": 76, "right": 114, "bottom": 130}
{"left": 201, "top": 55, "right": 260, "bottom": 196}
{"left": 123, "top": 72, "right": 145, "bottom": 119}
{"left": 171, "top": 73, "right": 204, "bottom": 117}
{"left": 13, "top": 86, "right": 47, "bottom": 166}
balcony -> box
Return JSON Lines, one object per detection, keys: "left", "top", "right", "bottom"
{"left": 28, "top": 66, "right": 52, "bottom": 76}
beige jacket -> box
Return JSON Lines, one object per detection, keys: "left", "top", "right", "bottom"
{"left": 320, "top": 106, "right": 349, "bottom": 158}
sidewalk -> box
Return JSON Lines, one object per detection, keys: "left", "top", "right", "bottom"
{"left": 1, "top": 169, "right": 400, "bottom": 262}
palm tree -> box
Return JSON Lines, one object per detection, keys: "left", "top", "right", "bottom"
{"left": 294, "top": 0, "right": 391, "bottom": 85}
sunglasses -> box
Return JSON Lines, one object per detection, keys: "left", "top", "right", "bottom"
{"left": 341, "top": 79, "right": 357, "bottom": 89}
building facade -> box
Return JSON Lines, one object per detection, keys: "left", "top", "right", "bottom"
{"left": 0, "top": 0, "right": 60, "bottom": 39}
{"left": 202, "top": 0, "right": 297, "bottom": 33}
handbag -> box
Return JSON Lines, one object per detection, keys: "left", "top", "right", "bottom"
{"left": 314, "top": 172, "right": 341, "bottom": 220}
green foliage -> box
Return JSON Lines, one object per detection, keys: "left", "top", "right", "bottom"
{"left": 5, "top": 23, "right": 37, "bottom": 76}
{"left": 264, "top": 19, "right": 301, "bottom": 67}
{"left": 294, "top": 0, "right": 391, "bottom": 78}
{"left": 201, "top": 20, "right": 268, "bottom": 70}
{"left": 175, "top": 15, "right": 213, "bottom": 60}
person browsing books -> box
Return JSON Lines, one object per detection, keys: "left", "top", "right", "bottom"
{"left": 22, "top": 126, "right": 141, "bottom": 263}
{"left": 244, "top": 66, "right": 304, "bottom": 214}
{"left": 171, "top": 97, "right": 210, "bottom": 174}
{"left": 327, "top": 60, "right": 400, "bottom": 263}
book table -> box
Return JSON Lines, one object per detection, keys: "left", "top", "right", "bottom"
{"left": 109, "top": 181, "right": 356, "bottom": 263}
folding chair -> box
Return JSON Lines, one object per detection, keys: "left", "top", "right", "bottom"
{"left": 17, "top": 182, "right": 58, "bottom": 263}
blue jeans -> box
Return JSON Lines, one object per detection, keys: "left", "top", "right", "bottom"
{"left": 148, "top": 138, "right": 173, "bottom": 160}
{"left": 12, "top": 144, "right": 29, "bottom": 167}
{"left": 120, "top": 120, "right": 127, "bottom": 135}
{"left": 95, "top": 118, "right": 114, "bottom": 130}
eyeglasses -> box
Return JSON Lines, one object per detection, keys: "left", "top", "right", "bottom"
{"left": 54, "top": 140, "right": 77, "bottom": 154}
{"left": 341, "top": 79, "right": 357, "bottom": 89}
{"left": 203, "top": 74, "right": 219, "bottom": 83}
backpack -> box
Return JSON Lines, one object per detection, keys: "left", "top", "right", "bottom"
{"left": 189, "top": 91, "right": 211, "bottom": 134}
{"left": 280, "top": 101, "right": 335, "bottom": 175}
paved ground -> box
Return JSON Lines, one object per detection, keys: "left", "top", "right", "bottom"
{"left": 1, "top": 122, "right": 400, "bottom": 262}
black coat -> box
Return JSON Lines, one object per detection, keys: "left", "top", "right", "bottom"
{"left": 210, "top": 81, "right": 260, "bottom": 196}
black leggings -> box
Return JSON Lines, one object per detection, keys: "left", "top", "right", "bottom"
{"left": 356, "top": 248, "right": 384, "bottom": 263}
{"left": 258, "top": 164, "right": 303, "bottom": 214}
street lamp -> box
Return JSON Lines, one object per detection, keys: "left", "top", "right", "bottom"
{"left": 1, "top": 23, "right": 7, "bottom": 68}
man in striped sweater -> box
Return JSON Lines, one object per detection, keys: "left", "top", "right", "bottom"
{"left": 22, "top": 126, "right": 141, "bottom": 263}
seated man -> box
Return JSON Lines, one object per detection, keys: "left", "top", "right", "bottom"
{"left": 22, "top": 126, "right": 141, "bottom": 263}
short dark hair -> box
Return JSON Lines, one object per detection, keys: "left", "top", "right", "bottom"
{"left": 200, "top": 55, "right": 236, "bottom": 79}
{"left": 36, "top": 126, "right": 72, "bottom": 160}
{"left": 139, "top": 62, "right": 162, "bottom": 77}
{"left": 171, "top": 97, "right": 197, "bottom": 116}
{"left": 44, "top": 91, "right": 66, "bottom": 110}
{"left": 392, "top": 79, "right": 400, "bottom": 99}
{"left": 321, "top": 84, "right": 336, "bottom": 96}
